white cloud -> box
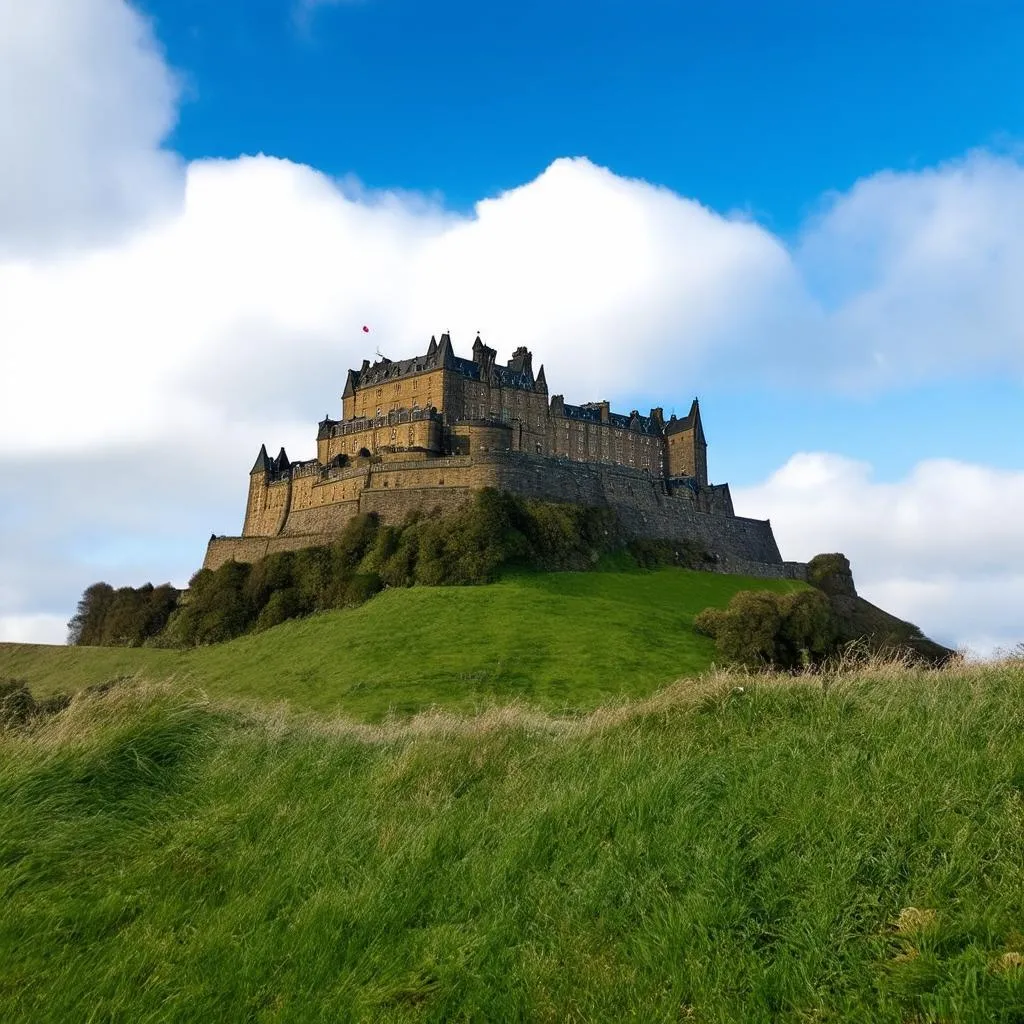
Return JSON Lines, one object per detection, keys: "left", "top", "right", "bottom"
{"left": 0, "top": 0, "right": 183, "bottom": 256}
{"left": 0, "top": 615, "right": 67, "bottom": 646}
{"left": 734, "top": 454, "right": 1024, "bottom": 656}
{"left": 796, "top": 152, "right": 1024, "bottom": 388}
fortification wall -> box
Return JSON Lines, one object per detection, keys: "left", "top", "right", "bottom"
{"left": 282, "top": 498, "right": 361, "bottom": 537}
{"left": 204, "top": 533, "right": 330, "bottom": 571}
{"left": 474, "top": 452, "right": 782, "bottom": 564}
{"left": 209, "top": 450, "right": 784, "bottom": 571}
{"left": 360, "top": 485, "right": 475, "bottom": 523}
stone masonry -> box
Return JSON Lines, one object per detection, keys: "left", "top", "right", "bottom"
{"left": 204, "top": 334, "right": 802, "bottom": 579}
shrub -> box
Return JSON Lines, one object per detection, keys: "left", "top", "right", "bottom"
{"left": 0, "top": 679, "right": 71, "bottom": 729}
{"left": 695, "top": 588, "right": 837, "bottom": 669}
{"left": 342, "top": 573, "right": 384, "bottom": 607}
{"left": 0, "top": 678, "right": 36, "bottom": 729}
{"left": 164, "top": 561, "right": 254, "bottom": 646}
{"left": 254, "top": 587, "right": 304, "bottom": 632}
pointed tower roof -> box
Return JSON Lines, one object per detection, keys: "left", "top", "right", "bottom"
{"left": 250, "top": 443, "right": 270, "bottom": 476}
{"left": 535, "top": 364, "right": 548, "bottom": 393}
{"left": 342, "top": 369, "right": 357, "bottom": 399}
{"left": 426, "top": 335, "right": 438, "bottom": 359}
{"left": 274, "top": 447, "right": 290, "bottom": 472}
{"left": 437, "top": 331, "right": 454, "bottom": 366}
{"left": 688, "top": 398, "right": 707, "bottom": 446}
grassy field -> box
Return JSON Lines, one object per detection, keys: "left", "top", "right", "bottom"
{"left": 3, "top": 661, "right": 1024, "bottom": 1022}
{"left": 0, "top": 568, "right": 805, "bottom": 719}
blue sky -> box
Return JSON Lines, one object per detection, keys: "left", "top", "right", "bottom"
{"left": 2, "top": 0, "right": 1024, "bottom": 652}
{"left": 149, "top": 0, "right": 1024, "bottom": 229}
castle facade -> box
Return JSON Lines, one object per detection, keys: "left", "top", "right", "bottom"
{"left": 205, "top": 334, "right": 798, "bottom": 577}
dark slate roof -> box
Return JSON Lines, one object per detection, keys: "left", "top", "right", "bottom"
{"left": 559, "top": 403, "right": 661, "bottom": 435}
{"left": 664, "top": 399, "right": 705, "bottom": 442}
{"left": 493, "top": 364, "right": 535, "bottom": 389}
{"left": 347, "top": 334, "right": 537, "bottom": 392}
{"left": 450, "top": 355, "right": 481, "bottom": 381}
{"left": 354, "top": 353, "right": 434, "bottom": 387}
{"left": 250, "top": 443, "right": 271, "bottom": 475}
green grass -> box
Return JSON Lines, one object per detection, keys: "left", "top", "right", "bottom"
{"left": 4, "top": 662, "right": 1024, "bottom": 1022}
{"left": 0, "top": 568, "right": 805, "bottom": 720}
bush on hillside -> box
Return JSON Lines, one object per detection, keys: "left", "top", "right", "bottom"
{"left": 67, "top": 581, "right": 179, "bottom": 647}
{"left": 0, "top": 678, "right": 71, "bottom": 729}
{"left": 627, "top": 538, "right": 714, "bottom": 570}
{"left": 695, "top": 588, "right": 837, "bottom": 669}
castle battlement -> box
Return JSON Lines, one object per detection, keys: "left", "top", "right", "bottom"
{"left": 205, "top": 334, "right": 796, "bottom": 577}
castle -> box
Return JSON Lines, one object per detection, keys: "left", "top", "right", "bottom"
{"left": 204, "top": 334, "right": 800, "bottom": 577}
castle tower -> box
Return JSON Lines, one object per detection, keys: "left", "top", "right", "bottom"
{"left": 243, "top": 444, "right": 271, "bottom": 536}
{"left": 664, "top": 399, "right": 708, "bottom": 486}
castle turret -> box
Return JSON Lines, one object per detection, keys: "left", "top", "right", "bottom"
{"left": 250, "top": 443, "right": 271, "bottom": 476}
{"left": 506, "top": 346, "right": 533, "bottom": 378}
{"left": 437, "top": 332, "right": 454, "bottom": 366}
{"left": 664, "top": 398, "right": 708, "bottom": 486}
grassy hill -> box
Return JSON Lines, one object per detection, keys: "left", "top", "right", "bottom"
{"left": 0, "top": 567, "right": 805, "bottom": 720}
{"left": 3, "top": 662, "right": 1024, "bottom": 1022}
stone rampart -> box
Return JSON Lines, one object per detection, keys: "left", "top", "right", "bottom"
{"left": 206, "top": 449, "right": 787, "bottom": 572}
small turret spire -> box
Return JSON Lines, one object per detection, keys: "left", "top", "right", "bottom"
{"left": 250, "top": 443, "right": 270, "bottom": 476}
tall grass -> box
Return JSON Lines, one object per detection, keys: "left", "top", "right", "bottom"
{"left": 3, "top": 659, "right": 1024, "bottom": 1021}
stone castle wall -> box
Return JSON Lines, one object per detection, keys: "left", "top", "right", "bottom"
{"left": 205, "top": 451, "right": 786, "bottom": 573}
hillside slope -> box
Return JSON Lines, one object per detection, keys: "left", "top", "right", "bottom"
{"left": 0, "top": 568, "right": 805, "bottom": 719}
{"left": 3, "top": 665, "right": 1024, "bottom": 1022}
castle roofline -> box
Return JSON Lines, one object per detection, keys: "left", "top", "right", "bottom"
{"left": 664, "top": 398, "right": 705, "bottom": 443}
{"left": 345, "top": 333, "right": 538, "bottom": 391}
{"left": 250, "top": 443, "right": 270, "bottom": 475}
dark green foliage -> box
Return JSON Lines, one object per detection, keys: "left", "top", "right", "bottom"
{"left": 253, "top": 588, "right": 304, "bottom": 632}
{"left": 292, "top": 545, "right": 335, "bottom": 611}
{"left": 0, "top": 678, "right": 70, "bottom": 729}
{"left": 627, "top": 537, "right": 713, "bottom": 570}
{"left": 341, "top": 573, "right": 384, "bottom": 607}
{"left": 66, "top": 582, "right": 114, "bottom": 645}
{"left": 695, "top": 588, "right": 837, "bottom": 669}
{"left": 331, "top": 513, "right": 380, "bottom": 574}
{"left": 777, "top": 588, "right": 837, "bottom": 666}
{"left": 67, "top": 581, "right": 178, "bottom": 647}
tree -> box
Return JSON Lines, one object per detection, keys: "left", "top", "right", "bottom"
{"left": 67, "top": 582, "right": 115, "bottom": 645}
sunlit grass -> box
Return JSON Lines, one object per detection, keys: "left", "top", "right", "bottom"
{"left": 0, "top": 567, "right": 805, "bottom": 720}
{"left": 3, "top": 659, "right": 1024, "bottom": 1022}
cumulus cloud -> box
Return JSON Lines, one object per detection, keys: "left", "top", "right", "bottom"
{"left": 3, "top": 0, "right": 1024, "bottom": 649}
{"left": 796, "top": 152, "right": 1024, "bottom": 388}
{"left": 734, "top": 454, "right": 1024, "bottom": 655}
{"left": 0, "top": 0, "right": 183, "bottom": 256}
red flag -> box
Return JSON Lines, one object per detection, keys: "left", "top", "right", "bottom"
{"left": 362, "top": 325, "right": 370, "bottom": 333}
